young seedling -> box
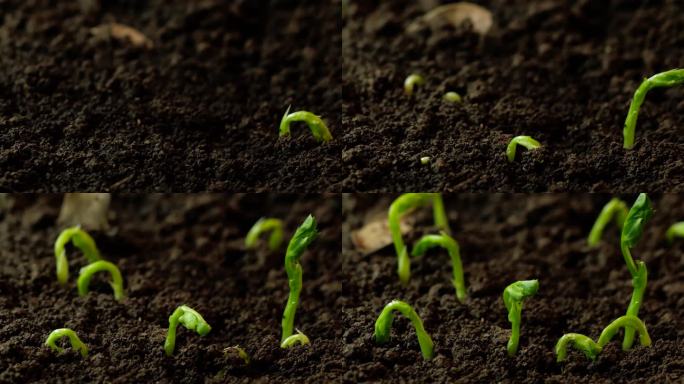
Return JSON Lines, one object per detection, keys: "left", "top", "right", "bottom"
{"left": 587, "top": 198, "right": 628, "bottom": 247}
{"left": 45, "top": 328, "right": 88, "bottom": 358}
{"left": 506, "top": 136, "right": 541, "bottom": 162}
{"left": 666, "top": 222, "right": 684, "bottom": 243}
{"left": 443, "top": 91, "right": 462, "bottom": 103}
{"left": 279, "top": 105, "right": 333, "bottom": 142}
{"left": 404, "top": 74, "right": 425, "bottom": 96}
{"left": 245, "top": 218, "right": 284, "bottom": 251}
{"left": 619, "top": 193, "right": 653, "bottom": 350}
{"left": 280, "top": 329, "right": 311, "bottom": 349}
{"left": 412, "top": 232, "right": 466, "bottom": 302}
{"left": 503, "top": 279, "right": 539, "bottom": 356}
{"left": 224, "top": 345, "right": 251, "bottom": 365}
{"left": 164, "top": 305, "right": 212, "bottom": 356}
{"left": 374, "top": 300, "right": 434, "bottom": 360}
{"left": 554, "top": 333, "right": 600, "bottom": 362}
{"left": 281, "top": 215, "right": 318, "bottom": 345}
{"left": 77, "top": 260, "right": 125, "bottom": 301}
{"left": 623, "top": 68, "right": 684, "bottom": 149}
{"left": 420, "top": 156, "right": 431, "bottom": 165}
{"left": 54, "top": 226, "right": 102, "bottom": 285}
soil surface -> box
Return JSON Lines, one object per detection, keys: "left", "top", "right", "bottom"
{"left": 342, "top": 0, "right": 684, "bottom": 192}
{"left": 0, "top": 194, "right": 343, "bottom": 382}
{"left": 0, "top": 0, "right": 341, "bottom": 192}
{"left": 342, "top": 194, "right": 684, "bottom": 382}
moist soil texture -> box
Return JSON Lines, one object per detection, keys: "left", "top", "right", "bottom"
{"left": 0, "top": 194, "right": 343, "bottom": 382}
{"left": 341, "top": 194, "right": 684, "bottom": 382}
{"left": 342, "top": 0, "right": 684, "bottom": 192}
{"left": 0, "top": 0, "right": 341, "bottom": 192}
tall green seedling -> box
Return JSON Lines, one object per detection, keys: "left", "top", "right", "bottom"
{"left": 503, "top": 280, "right": 539, "bottom": 356}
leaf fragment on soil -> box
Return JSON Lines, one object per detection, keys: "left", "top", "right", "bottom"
{"left": 408, "top": 2, "right": 493, "bottom": 35}
{"left": 351, "top": 214, "right": 413, "bottom": 255}
{"left": 58, "top": 193, "right": 110, "bottom": 231}
{"left": 90, "top": 23, "right": 154, "bottom": 49}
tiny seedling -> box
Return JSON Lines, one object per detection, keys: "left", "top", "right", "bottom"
{"left": 619, "top": 193, "right": 653, "bottom": 350}
{"left": 224, "top": 345, "right": 251, "bottom": 365}
{"left": 164, "top": 305, "right": 212, "bottom": 356}
{"left": 245, "top": 218, "right": 284, "bottom": 251}
{"left": 279, "top": 105, "right": 333, "bottom": 142}
{"left": 412, "top": 232, "right": 466, "bottom": 302}
{"left": 587, "top": 198, "right": 628, "bottom": 247}
{"left": 280, "top": 329, "right": 311, "bottom": 349}
{"left": 374, "top": 300, "right": 434, "bottom": 360}
{"left": 666, "top": 222, "right": 684, "bottom": 243}
{"left": 506, "top": 136, "right": 541, "bottom": 162}
{"left": 443, "top": 91, "right": 462, "bottom": 103}
{"left": 623, "top": 68, "right": 684, "bottom": 149}
{"left": 45, "top": 328, "right": 88, "bottom": 358}
{"left": 554, "top": 333, "right": 600, "bottom": 362}
{"left": 54, "top": 226, "right": 101, "bottom": 285}
{"left": 420, "top": 156, "right": 431, "bottom": 165}
{"left": 281, "top": 215, "right": 318, "bottom": 345}
{"left": 503, "top": 279, "right": 539, "bottom": 356}
{"left": 404, "top": 74, "right": 425, "bottom": 96}
{"left": 77, "top": 260, "right": 125, "bottom": 301}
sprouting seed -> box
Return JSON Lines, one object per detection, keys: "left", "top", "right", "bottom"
{"left": 224, "top": 345, "right": 250, "bottom": 365}
{"left": 77, "top": 260, "right": 125, "bottom": 301}
{"left": 554, "top": 333, "right": 600, "bottom": 362}
{"left": 374, "top": 300, "right": 434, "bottom": 360}
{"left": 245, "top": 217, "right": 284, "bottom": 251}
{"left": 412, "top": 232, "right": 467, "bottom": 302}
{"left": 279, "top": 105, "right": 333, "bottom": 142}
{"left": 506, "top": 136, "right": 541, "bottom": 162}
{"left": 587, "top": 198, "right": 628, "bottom": 247}
{"left": 164, "top": 305, "right": 212, "bottom": 356}
{"left": 404, "top": 74, "right": 425, "bottom": 96}
{"left": 623, "top": 68, "right": 684, "bottom": 149}
{"left": 503, "top": 279, "right": 539, "bottom": 356}
{"left": 443, "top": 91, "right": 462, "bottom": 103}
{"left": 388, "top": 193, "right": 450, "bottom": 285}
{"left": 666, "top": 222, "right": 684, "bottom": 243}
{"left": 54, "top": 226, "right": 102, "bottom": 285}
{"left": 281, "top": 215, "right": 318, "bottom": 346}
{"left": 45, "top": 328, "right": 88, "bottom": 358}
{"left": 280, "top": 329, "right": 311, "bottom": 349}
{"left": 420, "top": 156, "right": 430, "bottom": 165}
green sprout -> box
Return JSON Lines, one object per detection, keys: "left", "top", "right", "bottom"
{"left": 281, "top": 215, "right": 318, "bottom": 345}
{"left": 374, "top": 300, "right": 434, "bottom": 360}
{"left": 54, "top": 226, "right": 101, "bottom": 285}
{"left": 245, "top": 218, "right": 284, "bottom": 251}
{"left": 587, "top": 198, "right": 628, "bottom": 247}
{"left": 388, "top": 193, "right": 450, "bottom": 285}
{"left": 619, "top": 193, "right": 653, "bottom": 350}
{"left": 666, "top": 222, "right": 684, "bottom": 243}
{"left": 503, "top": 279, "right": 539, "bottom": 356}
{"left": 404, "top": 74, "right": 425, "bottom": 96}
{"left": 280, "top": 329, "right": 311, "bottom": 349}
{"left": 412, "top": 232, "right": 466, "bottom": 302}
{"left": 224, "top": 345, "right": 251, "bottom": 365}
{"left": 45, "top": 328, "right": 88, "bottom": 358}
{"left": 443, "top": 91, "right": 462, "bottom": 103}
{"left": 279, "top": 105, "right": 333, "bottom": 142}
{"left": 164, "top": 305, "right": 212, "bottom": 356}
{"left": 623, "top": 68, "right": 684, "bottom": 149}
{"left": 506, "top": 136, "right": 541, "bottom": 162}
{"left": 77, "top": 260, "right": 125, "bottom": 301}
{"left": 420, "top": 156, "right": 431, "bottom": 165}
{"left": 555, "top": 315, "right": 651, "bottom": 362}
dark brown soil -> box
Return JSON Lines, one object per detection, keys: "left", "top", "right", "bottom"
{"left": 341, "top": 194, "right": 684, "bottom": 382}
{"left": 0, "top": 194, "right": 343, "bottom": 382}
{"left": 342, "top": 0, "right": 684, "bottom": 192}
{"left": 0, "top": 0, "right": 341, "bottom": 192}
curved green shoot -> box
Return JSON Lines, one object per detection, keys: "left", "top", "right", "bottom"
{"left": 388, "top": 193, "right": 450, "bottom": 285}
{"left": 587, "top": 198, "right": 628, "bottom": 247}
{"left": 54, "top": 226, "right": 101, "bottom": 285}
{"left": 77, "top": 260, "right": 125, "bottom": 301}
{"left": 280, "top": 329, "right": 310, "bottom": 349}
{"left": 374, "top": 300, "right": 434, "bottom": 360}
{"left": 554, "top": 333, "right": 600, "bottom": 362}
{"left": 224, "top": 345, "right": 251, "bottom": 365}
{"left": 596, "top": 315, "right": 651, "bottom": 350}
{"left": 45, "top": 328, "right": 88, "bottom": 358}
{"left": 623, "top": 68, "right": 684, "bottom": 149}
{"left": 281, "top": 215, "right": 318, "bottom": 344}
{"left": 666, "top": 222, "right": 684, "bottom": 243}
{"left": 420, "top": 156, "right": 430, "bottom": 165}
{"left": 245, "top": 218, "right": 284, "bottom": 251}
{"left": 443, "top": 91, "right": 462, "bottom": 103}
{"left": 412, "top": 232, "right": 466, "bottom": 302}
{"left": 506, "top": 136, "right": 541, "bottom": 162}
{"left": 279, "top": 105, "right": 332, "bottom": 142}
{"left": 503, "top": 279, "right": 539, "bottom": 356}
{"left": 164, "top": 305, "right": 212, "bottom": 356}
{"left": 620, "top": 193, "right": 652, "bottom": 350}
{"left": 404, "top": 74, "right": 425, "bottom": 96}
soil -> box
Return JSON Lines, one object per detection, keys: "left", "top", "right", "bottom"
{"left": 341, "top": 194, "right": 684, "bottom": 382}
{"left": 342, "top": 0, "right": 684, "bottom": 192}
{"left": 0, "top": 194, "right": 344, "bottom": 382}
{"left": 0, "top": 0, "right": 341, "bottom": 192}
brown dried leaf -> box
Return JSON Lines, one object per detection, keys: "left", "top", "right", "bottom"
{"left": 91, "top": 22, "right": 153, "bottom": 49}
{"left": 58, "top": 193, "right": 110, "bottom": 231}
{"left": 351, "top": 214, "right": 413, "bottom": 255}
{"left": 408, "top": 2, "right": 493, "bottom": 35}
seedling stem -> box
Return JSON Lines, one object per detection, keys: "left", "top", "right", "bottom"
{"left": 374, "top": 300, "right": 434, "bottom": 360}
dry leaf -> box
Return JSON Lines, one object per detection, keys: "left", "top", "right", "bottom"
{"left": 91, "top": 23, "right": 153, "bottom": 49}
{"left": 351, "top": 214, "right": 413, "bottom": 255}
{"left": 408, "top": 2, "right": 493, "bottom": 35}
{"left": 58, "top": 193, "right": 110, "bottom": 231}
